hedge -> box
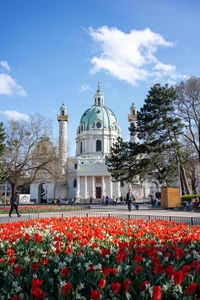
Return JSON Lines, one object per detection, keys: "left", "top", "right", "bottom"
{"left": 181, "top": 194, "right": 200, "bottom": 203}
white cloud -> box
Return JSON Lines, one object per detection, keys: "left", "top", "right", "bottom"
{"left": 79, "top": 84, "right": 90, "bottom": 92}
{"left": 88, "top": 26, "right": 185, "bottom": 85}
{"left": 0, "top": 73, "right": 27, "bottom": 97}
{"left": 0, "top": 110, "right": 29, "bottom": 121}
{"left": 0, "top": 61, "right": 10, "bottom": 71}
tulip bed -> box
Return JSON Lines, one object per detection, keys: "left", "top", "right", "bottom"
{"left": 0, "top": 206, "right": 84, "bottom": 214}
{"left": 0, "top": 217, "right": 200, "bottom": 300}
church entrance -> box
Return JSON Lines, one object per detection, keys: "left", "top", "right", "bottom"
{"left": 38, "top": 183, "right": 47, "bottom": 203}
{"left": 96, "top": 187, "right": 101, "bottom": 199}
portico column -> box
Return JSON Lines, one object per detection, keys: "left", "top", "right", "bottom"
{"left": 92, "top": 176, "right": 95, "bottom": 198}
{"left": 84, "top": 176, "right": 88, "bottom": 199}
{"left": 117, "top": 181, "right": 121, "bottom": 198}
{"left": 76, "top": 176, "right": 80, "bottom": 198}
{"left": 102, "top": 176, "right": 105, "bottom": 197}
{"left": 110, "top": 176, "right": 113, "bottom": 199}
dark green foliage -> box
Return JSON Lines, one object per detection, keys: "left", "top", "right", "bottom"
{"left": 181, "top": 194, "right": 200, "bottom": 203}
{"left": 0, "top": 122, "right": 7, "bottom": 183}
{"left": 106, "top": 84, "right": 184, "bottom": 186}
{"left": 0, "top": 122, "right": 5, "bottom": 155}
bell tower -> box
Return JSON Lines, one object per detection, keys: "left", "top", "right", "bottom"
{"left": 57, "top": 103, "right": 69, "bottom": 174}
{"left": 128, "top": 103, "right": 138, "bottom": 143}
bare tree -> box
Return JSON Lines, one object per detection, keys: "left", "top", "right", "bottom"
{"left": 179, "top": 135, "right": 198, "bottom": 194}
{"left": 1, "top": 114, "right": 58, "bottom": 199}
{"left": 175, "top": 77, "right": 200, "bottom": 194}
{"left": 176, "top": 77, "right": 200, "bottom": 162}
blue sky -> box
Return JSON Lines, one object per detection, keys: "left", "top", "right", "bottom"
{"left": 0, "top": 0, "right": 200, "bottom": 155}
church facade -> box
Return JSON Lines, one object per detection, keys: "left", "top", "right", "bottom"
{"left": 30, "top": 84, "right": 159, "bottom": 203}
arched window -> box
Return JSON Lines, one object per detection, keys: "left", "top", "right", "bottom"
{"left": 80, "top": 142, "right": 83, "bottom": 154}
{"left": 98, "top": 97, "right": 101, "bottom": 105}
{"left": 73, "top": 179, "right": 77, "bottom": 188}
{"left": 61, "top": 110, "right": 65, "bottom": 116}
{"left": 96, "top": 140, "right": 101, "bottom": 152}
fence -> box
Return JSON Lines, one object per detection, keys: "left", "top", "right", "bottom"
{"left": 0, "top": 212, "right": 200, "bottom": 225}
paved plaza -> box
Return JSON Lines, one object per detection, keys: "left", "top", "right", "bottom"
{"left": 0, "top": 203, "right": 200, "bottom": 224}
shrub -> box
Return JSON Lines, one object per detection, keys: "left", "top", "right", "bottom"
{"left": 181, "top": 194, "right": 200, "bottom": 205}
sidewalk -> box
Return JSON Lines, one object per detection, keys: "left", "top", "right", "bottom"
{"left": 0, "top": 204, "right": 200, "bottom": 224}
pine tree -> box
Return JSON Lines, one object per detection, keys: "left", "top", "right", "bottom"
{"left": 0, "top": 122, "right": 7, "bottom": 183}
{"left": 106, "top": 84, "right": 184, "bottom": 186}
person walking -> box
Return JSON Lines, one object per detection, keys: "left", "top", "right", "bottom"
{"left": 113, "top": 195, "right": 117, "bottom": 206}
{"left": 150, "top": 195, "right": 154, "bottom": 207}
{"left": 57, "top": 196, "right": 61, "bottom": 206}
{"left": 126, "top": 189, "right": 133, "bottom": 211}
{"left": 9, "top": 192, "right": 21, "bottom": 217}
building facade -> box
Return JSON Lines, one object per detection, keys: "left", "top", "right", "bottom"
{"left": 30, "top": 84, "right": 160, "bottom": 203}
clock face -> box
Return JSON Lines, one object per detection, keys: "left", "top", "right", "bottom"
{"left": 96, "top": 122, "right": 101, "bottom": 128}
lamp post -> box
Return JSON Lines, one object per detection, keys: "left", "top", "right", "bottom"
{"left": 4, "top": 181, "right": 7, "bottom": 207}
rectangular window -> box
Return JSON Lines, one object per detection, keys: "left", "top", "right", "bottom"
{"left": 96, "top": 140, "right": 101, "bottom": 152}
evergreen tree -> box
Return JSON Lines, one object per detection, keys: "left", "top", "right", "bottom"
{"left": 106, "top": 84, "right": 184, "bottom": 186}
{"left": 0, "top": 122, "right": 7, "bottom": 183}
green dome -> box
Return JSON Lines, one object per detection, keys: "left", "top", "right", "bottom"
{"left": 80, "top": 105, "right": 119, "bottom": 130}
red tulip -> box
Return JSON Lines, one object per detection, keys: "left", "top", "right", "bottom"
{"left": 140, "top": 280, "right": 150, "bottom": 291}
{"left": 103, "top": 267, "right": 112, "bottom": 277}
{"left": 186, "top": 283, "right": 197, "bottom": 296}
{"left": 135, "top": 265, "right": 143, "bottom": 275}
{"left": 13, "top": 265, "right": 22, "bottom": 276}
{"left": 41, "top": 258, "right": 48, "bottom": 265}
{"left": 112, "top": 282, "right": 122, "bottom": 294}
{"left": 134, "top": 254, "right": 143, "bottom": 264}
{"left": 181, "top": 265, "right": 190, "bottom": 276}
{"left": 32, "top": 287, "right": 43, "bottom": 300}
{"left": 91, "top": 290, "right": 101, "bottom": 300}
{"left": 61, "top": 282, "right": 73, "bottom": 296}
{"left": 99, "top": 279, "right": 106, "bottom": 289}
{"left": 174, "top": 271, "right": 184, "bottom": 285}
{"left": 9, "top": 256, "right": 16, "bottom": 266}
{"left": 32, "top": 278, "right": 43, "bottom": 289}
{"left": 153, "top": 285, "right": 162, "bottom": 300}
{"left": 32, "top": 262, "right": 39, "bottom": 271}
{"left": 124, "top": 279, "right": 133, "bottom": 291}
{"left": 167, "top": 265, "right": 175, "bottom": 278}
{"left": 61, "top": 267, "right": 70, "bottom": 278}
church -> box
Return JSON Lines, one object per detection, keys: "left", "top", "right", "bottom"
{"left": 30, "top": 84, "right": 159, "bottom": 203}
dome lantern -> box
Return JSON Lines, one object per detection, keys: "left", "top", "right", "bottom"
{"left": 94, "top": 82, "right": 104, "bottom": 106}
